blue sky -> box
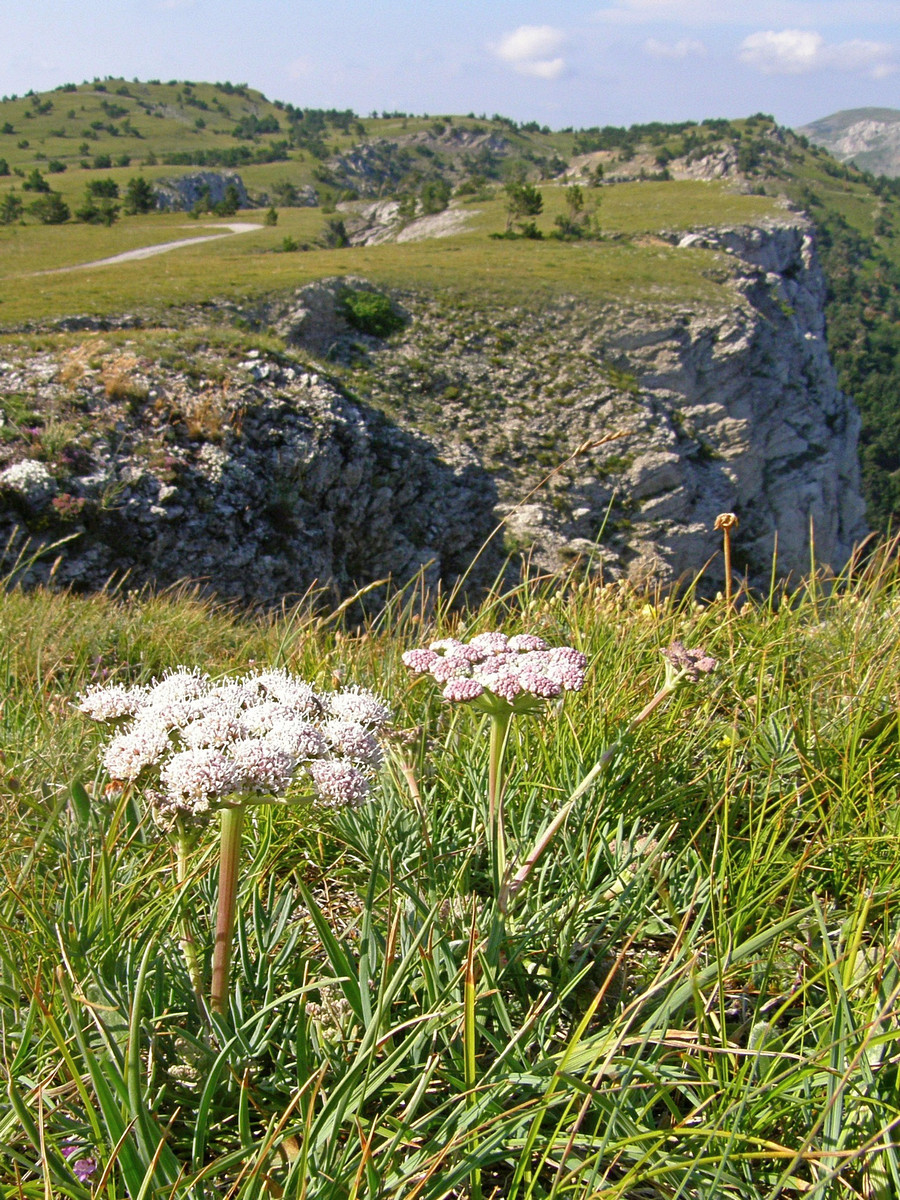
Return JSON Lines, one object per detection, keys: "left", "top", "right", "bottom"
{"left": 2, "top": 1, "right": 898, "bottom": 129}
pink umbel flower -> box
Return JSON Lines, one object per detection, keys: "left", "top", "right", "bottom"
{"left": 430, "top": 655, "right": 475, "bottom": 683}
{"left": 661, "top": 641, "right": 717, "bottom": 684}
{"left": 402, "top": 648, "right": 440, "bottom": 673}
{"left": 403, "top": 629, "right": 587, "bottom": 711}
{"left": 443, "top": 677, "right": 486, "bottom": 702}
{"left": 468, "top": 631, "right": 510, "bottom": 655}
{"left": 507, "top": 634, "right": 549, "bottom": 653}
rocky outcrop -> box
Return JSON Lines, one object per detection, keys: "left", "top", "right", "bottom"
{"left": 329, "top": 199, "right": 476, "bottom": 247}
{"left": 320, "top": 127, "right": 512, "bottom": 198}
{"left": 798, "top": 108, "right": 900, "bottom": 177}
{"left": 316, "top": 216, "right": 866, "bottom": 589}
{"left": 0, "top": 354, "right": 496, "bottom": 604}
{"left": 154, "top": 172, "right": 249, "bottom": 212}
{"left": 0, "top": 215, "right": 868, "bottom": 601}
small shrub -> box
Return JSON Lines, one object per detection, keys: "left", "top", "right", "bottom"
{"left": 87, "top": 178, "right": 119, "bottom": 199}
{"left": 0, "top": 191, "right": 23, "bottom": 224}
{"left": 319, "top": 216, "right": 349, "bottom": 248}
{"left": 29, "top": 191, "right": 70, "bottom": 224}
{"left": 339, "top": 289, "right": 404, "bottom": 338}
{"left": 123, "top": 175, "right": 155, "bottom": 214}
{"left": 22, "top": 168, "right": 49, "bottom": 193}
{"left": 75, "top": 190, "right": 119, "bottom": 225}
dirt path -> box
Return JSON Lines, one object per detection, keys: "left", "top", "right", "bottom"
{"left": 33, "top": 222, "right": 263, "bottom": 275}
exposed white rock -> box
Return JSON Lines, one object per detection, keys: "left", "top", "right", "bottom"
{"left": 153, "top": 172, "right": 249, "bottom": 213}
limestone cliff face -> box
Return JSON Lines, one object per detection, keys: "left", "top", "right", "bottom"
{"left": 592, "top": 219, "right": 868, "bottom": 585}
{"left": 0, "top": 216, "right": 867, "bottom": 601}
{"left": 321, "top": 216, "right": 867, "bottom": 589}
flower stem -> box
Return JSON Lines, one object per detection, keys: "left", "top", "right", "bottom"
{"left": 464, "top": 904, "right": 482, "bottom": 1200}
{"left": 210, "top": 805, "right": 244, "bottom": 1016}
{"left": 174, "top": 817, "right": 204, "bottom": 1004}
{"left": 488, "top": 711, "right": 512, "bottom": 905}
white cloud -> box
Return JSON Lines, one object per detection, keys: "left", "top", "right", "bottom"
{"left": 739, "top": 28, "right": 822, "bottom": 73}
{"left": 593, "top": 0, "right": 900, "bottom": 26}
{"left": 739, "top": 29, "right": 896, "bottom": 77}
{"left": 644, "top": 37, "right": 706, "bottom": 59}
{"left": 493, "top": 25, "right": 567, "bottom": 79}
{"left": 827, "top": 39, "right": 898, "bottom": 78}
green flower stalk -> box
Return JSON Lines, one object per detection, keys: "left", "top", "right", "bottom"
{"left": 173, "top": 814, "right": 204, "bottom": 1004}
{"left": 500, "top": 639, "right": 717, "bottom": 907}
{"left": 402, "top": 632, "right": 587, "bottom": 905}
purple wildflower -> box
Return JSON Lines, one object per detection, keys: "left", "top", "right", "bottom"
{"left": 62, "top": 1144, "right": 98, "bottom": 1182}
{"left": 661, "top": 641, "right": 717, "bottom": 684}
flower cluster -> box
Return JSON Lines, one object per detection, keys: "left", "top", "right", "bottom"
{"left": 402, "top": 631, "right": 587, "bottom": 711}
{"left": 79, "top": 669, "right": 391, "bottom": 817}
{"left": 62, "top": 1143, "right": 98, "bottom": 1183}
{"left": 0, "top": 458, "right": 56, "bottom": 504}
{"left": 661, "top": 641, "right": 717, "bottom": 685}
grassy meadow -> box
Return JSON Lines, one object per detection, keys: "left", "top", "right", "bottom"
{"left": 2, "top": 542, "right": 900, "bottom": 1198}
{"left": 0, "top": 181, "right": 780, "bottom": 326}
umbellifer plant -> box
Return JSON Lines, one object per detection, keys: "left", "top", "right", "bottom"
{"left": 403, "top": 632, "right": 587, "bottom": 905}
{"left": 79, "top": 668, "right": 391, "bottom": 1014}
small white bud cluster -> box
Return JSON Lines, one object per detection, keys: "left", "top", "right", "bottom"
{"left": 78, "top": 668, "right": 391, "bottom": 817}
{"left": 0, "top": 458, "right": 56, "bottom": 503}
{"left": 402, "top": 631, "right": 587, "bottom": 712}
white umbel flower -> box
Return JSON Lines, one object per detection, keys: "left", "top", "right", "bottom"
{"left": 161, "top": 748, "right": 239, "bottom": 814}
{"left": 308, "top": 759, "right": 369, "bottom": 807}
{"left": 78, "top": 683, "right": 146, "bottom": 722}
{"left": 328, "top": 686, "right": 392, "bottom": 729}
{"left": 83, "top": 664, "right": 391, "bottom": 819}
{"left": 103, "top": 724, "right": 170, "bottom": 781}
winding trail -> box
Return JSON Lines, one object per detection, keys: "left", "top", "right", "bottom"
{"left": 32, "top": 222, "right": 263, "bottom": 276}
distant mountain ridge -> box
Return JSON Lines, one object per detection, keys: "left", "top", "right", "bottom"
{"left": 797, "top": 108, "right": 900, "bottom": 177}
